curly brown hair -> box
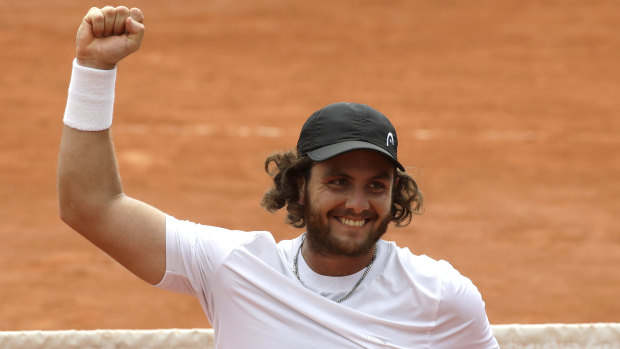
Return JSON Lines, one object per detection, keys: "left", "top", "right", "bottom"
{"left": 261, "top": 150, "right": 423, "bottom": 228}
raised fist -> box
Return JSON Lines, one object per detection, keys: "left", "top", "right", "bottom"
{"left": 75, "top": 6, "right": 145, "bottom": 70}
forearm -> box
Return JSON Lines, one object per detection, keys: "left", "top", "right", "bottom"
{"left": 57, "top": 56, "right": 123, "bottom": 230}
{"left": 58, "top": 127, "right": 123, "bottom": 227}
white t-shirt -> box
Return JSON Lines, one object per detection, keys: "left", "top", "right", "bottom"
{"left": 156, "top": 215, "right": 499, "bottom": 348}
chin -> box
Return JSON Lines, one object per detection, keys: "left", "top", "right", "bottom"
{"left": 309, "top": 226, "right": 384, "bottom": 258}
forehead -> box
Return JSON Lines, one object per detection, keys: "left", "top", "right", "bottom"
{"left": 311, "top": 149, "right": 395, "bottom": 179}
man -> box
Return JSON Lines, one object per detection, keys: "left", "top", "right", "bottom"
{"left": 58, "top": 6, "right": 498, "bottom": 348}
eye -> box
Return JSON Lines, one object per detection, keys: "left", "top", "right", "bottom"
{"left": 368, "top": 181, "right": 387, "bottom": 192}
{"left": 327, "top": 177, "right": 349, "bottom": 187}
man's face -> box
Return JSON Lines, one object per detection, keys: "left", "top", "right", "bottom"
{"left": 302, "top": 149, "right": 395, "bottom": 257}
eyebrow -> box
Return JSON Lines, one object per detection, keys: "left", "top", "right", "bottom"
{"left": 321, "top": 170, "right": 393, "bottom": 181}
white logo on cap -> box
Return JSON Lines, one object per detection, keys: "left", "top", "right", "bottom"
{"left": 386, "top": 132, "right": 395, "bottom": 147}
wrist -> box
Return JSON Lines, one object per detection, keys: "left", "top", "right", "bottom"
{"left": 63, "top": 58, "right": 117, "bottom": 131}
{"left": 76, "top": 57, "right": 117, "bottom": 70}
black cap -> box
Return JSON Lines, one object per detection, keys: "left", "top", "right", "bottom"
{"left": 297, "top": 102, "right": 404, "bottom": 171}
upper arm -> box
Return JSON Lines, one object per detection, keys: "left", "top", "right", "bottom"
{"left": 100, "top": 195, "right": 166, "bottom": 285}
{"left": 66, "top": 194, "right": 167, "bottom": 285}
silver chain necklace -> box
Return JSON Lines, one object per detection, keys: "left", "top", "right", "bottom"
{"left": 292, "top": 236, "right": 377, "bottom": 303}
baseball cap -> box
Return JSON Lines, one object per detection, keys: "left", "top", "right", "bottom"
{"left": 296, "top": 102, "right": 405, "bottom": 171}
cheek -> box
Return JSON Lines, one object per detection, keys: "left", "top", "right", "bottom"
{"left": 373, "top": 193, "right": 393, "bottom": 215}
{"left": 315, "top": 193, "right": 340, "bottom": 212}
{"left": 312, "top": 192, "right": 349, "bottom": 218}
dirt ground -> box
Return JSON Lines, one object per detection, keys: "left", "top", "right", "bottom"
{"left": 1, "top": 0, "right": 618, "bottom": 331}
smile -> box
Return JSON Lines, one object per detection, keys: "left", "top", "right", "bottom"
{"left": 336, "top": 217, "right": 367, "bottom": 227}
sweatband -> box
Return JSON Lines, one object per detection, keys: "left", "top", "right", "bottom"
{"left": 63, "top": 59, "right": 117, "bottom": 131}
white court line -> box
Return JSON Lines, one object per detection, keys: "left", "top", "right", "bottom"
{"left": 117, "top": 124, "right": 282, "bottom": 138}
{"left": 411, "top": 129, "right": 547, "bottom": 142}
{"left": 117, "top": 124, "right": 619, "bottom": 144}
{"left": 414, "top": 129, "right": 619, "bottom": 143}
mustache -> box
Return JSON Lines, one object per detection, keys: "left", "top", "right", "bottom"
{"left": 327, "top": 209, "right": 378, "bottom": 220}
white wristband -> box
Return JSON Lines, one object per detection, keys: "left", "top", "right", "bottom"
{"left": 63, "top": 59, "right": 117, "bottom": 131}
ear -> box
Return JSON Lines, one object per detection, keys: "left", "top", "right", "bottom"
{"left": 297, "top": 178, "right": 305, "bottom": 205}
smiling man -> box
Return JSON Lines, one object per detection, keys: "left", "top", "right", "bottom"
{"left": 58, "top": 6, "right": 498, "bottom": 348}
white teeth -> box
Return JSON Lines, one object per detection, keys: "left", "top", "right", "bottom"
{"left": 338, "top": 217, "right": 365, "bottom": 227}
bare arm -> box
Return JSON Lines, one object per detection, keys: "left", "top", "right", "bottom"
{"left": 58, "top": 6, "right": 165, "bottom": 285}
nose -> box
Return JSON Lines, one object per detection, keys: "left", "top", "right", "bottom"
{"left": 345, "top": 187, "right": 370, "bottom": 214}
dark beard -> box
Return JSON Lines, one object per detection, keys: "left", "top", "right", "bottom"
{"left": 303, "top": 193, "right": 391, "bottom": 257}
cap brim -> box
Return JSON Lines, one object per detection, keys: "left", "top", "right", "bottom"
{"left": 306, "top": 141, "right": 405, "bottom": 171}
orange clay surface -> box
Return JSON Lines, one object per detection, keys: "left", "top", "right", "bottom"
{"left": 1, "top": 0, "right": 619, "bottom": 330}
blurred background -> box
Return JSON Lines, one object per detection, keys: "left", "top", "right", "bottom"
{"left": 0, "top": 0, "right": 618, "bottom": 330}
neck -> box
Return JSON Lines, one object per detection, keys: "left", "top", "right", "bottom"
{"left": 301, "top": 239, "right": 377, "bottom": 276}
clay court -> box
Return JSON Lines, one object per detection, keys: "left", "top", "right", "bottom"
{"left": 1, "top": 0, "right": 618, "bottom": 331}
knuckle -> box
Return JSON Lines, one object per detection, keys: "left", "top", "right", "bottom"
{"left": 101, "top": 6, "right": 115, "bottom": 17}
{"left": 87, "top": 7, "right": 103, "bottom": 19}
{"left": 129, "top": 8, "right": 144, "bottom": 22}
{"left": 116, "top": 6, "right": 129, "bottom": 14}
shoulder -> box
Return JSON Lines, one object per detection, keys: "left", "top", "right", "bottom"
{"left": 383, "top": 241, "right": 471, "bottom": 290}
{"left": 435, "top": 260, "right": 484, "bottom": 317}
{"left": 390, "top": 246, "right": 485, "bottom": 324}
{"left": 167, "top": 214, "right": 270, "bottom": 240}
{"left": 382, "top": 242, "right": 497, "bottom": 347}
{"left": 373, "top": 241, "right": 452, "bottom": 312}
{"left": 431, "top": 259, "right": 497, "bottom": 347}
{"left": 382, "top": 241, "right": 452, "bottom": 283}
{"left": 165, "top": 214, "right": 275, "bottom": 262}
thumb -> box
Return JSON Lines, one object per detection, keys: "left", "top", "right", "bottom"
{"left": 128, "top": 7, "right": 144, "bottom": 30}
{"left": 125, "top": 17, "right": 144, "bottom": 35}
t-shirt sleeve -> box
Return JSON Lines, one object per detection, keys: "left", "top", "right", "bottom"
{"left": 430, "top": 261, "right": 499, "bottom": 348}
{"left": 154, "top": 214, "right": 258, "bottom": 298}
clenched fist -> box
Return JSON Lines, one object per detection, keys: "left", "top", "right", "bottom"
{"left": 76, "top": 6, "right": 145, "bottom": 70}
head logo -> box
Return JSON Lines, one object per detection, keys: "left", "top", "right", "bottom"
{"left": 386, "top": 132, "right": 395, "bottom": 147}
